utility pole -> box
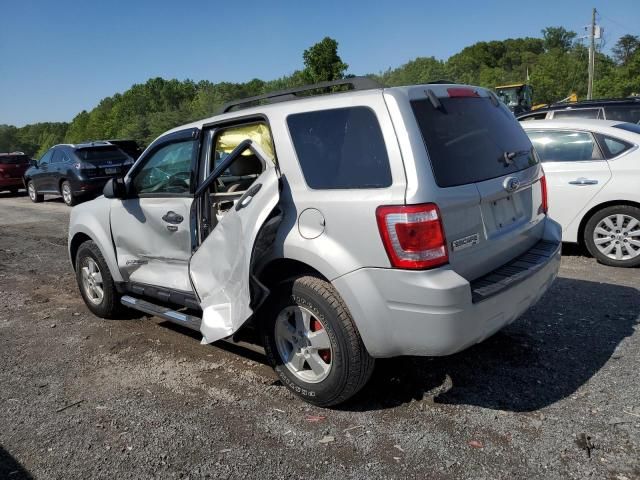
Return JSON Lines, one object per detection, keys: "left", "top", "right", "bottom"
{"left": 587, "top": 7, "right": 596, "bottom": 100}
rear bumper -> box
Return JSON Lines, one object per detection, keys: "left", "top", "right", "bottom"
{"left": 69, "top": 177, "right": 110, "bottom": 196}
{"left": 333, "top": 219, "right": 562, "bottom": 358}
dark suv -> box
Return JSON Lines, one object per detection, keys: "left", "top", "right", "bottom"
{"left": 0, "top": 152, "right": 31, "bottom": 193}
{"left": 518, "top": 97, "right": 640, "bottom": 123}
{"left": 24, "top": 142, "right": 134, "bottom": 206}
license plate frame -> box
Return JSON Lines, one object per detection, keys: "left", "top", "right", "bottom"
{"left": 104, "top": 167, "right": 119, "bottom": 175}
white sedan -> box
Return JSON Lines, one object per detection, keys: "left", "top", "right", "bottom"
{"left": 522, "top": 119, "right": 640, "bottom": 268}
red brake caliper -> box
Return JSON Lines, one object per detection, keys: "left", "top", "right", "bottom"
{"left": 310, "top": 318, "right": 331, "bottom": 363}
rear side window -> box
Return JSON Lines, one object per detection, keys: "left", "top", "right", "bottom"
{"left": 604, "top": 105, "right": 640, "bottom": 123}
{"left": 287, "top": 107, "right": 391, "bottom": 189}
{"left": 527, "top": 130, "right": 603, "bottom": 162}
{"left": 0, "top": 155, "right": 29, "bottom": 165}
{"left": 594, "top": 134, "right": 633, "bottom": 158}
{"left": 411, "top": 97, "right": 537, "bottom": 187}
{"left": 75, "top": 146, "right": 128, "bottom": 162}
{"left": 518, "top": 112, "right": 548, "bottom": 121}
{"left": 552, "top": 108, "right": 602, "bottom": 119}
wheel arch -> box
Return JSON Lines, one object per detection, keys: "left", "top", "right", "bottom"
{"left": 256, "top": 257, "right": 329, "bottom": 289}
{"left": 577, "top": 199, "right": 640, "bottom": 248}
{"left": 69, "top": 232, "right": 93, "bottom": 270}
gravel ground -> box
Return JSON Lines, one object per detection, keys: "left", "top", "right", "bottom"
{"left": 0, "top": 193, "right": 638, "bottom": 480}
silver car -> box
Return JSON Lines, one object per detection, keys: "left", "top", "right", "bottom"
{"left": 68, "top": 78, "right": 561, "bottom": 406}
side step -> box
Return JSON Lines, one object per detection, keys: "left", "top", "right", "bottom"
{"left": 120, "top": 295, "right": 266, "bottom": 355}
{"left": 121, "top": 295, "right": 202, "bottom": 331}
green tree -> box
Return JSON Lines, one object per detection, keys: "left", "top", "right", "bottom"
{"left": 612, "top": 34, "right": 640, "bottom": 65}
{"left": 302, "top": 37, "right": 348, "bottom": 83}
{"left": 541, "top": 26, "right": 577, "bottom": 52}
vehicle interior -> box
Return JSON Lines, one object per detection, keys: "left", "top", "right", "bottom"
{"left": 204, "top": 122, "right": 274, "bottom": 233}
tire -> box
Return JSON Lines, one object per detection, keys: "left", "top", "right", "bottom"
{"left": 27, "top": 181, "right": 44, "bottom": 203}
{"left": 75, "top": 241, "right": 122, "bottom": 318}
{"left": 61, "top": 181, "right": 77, "bottom": 206}
{"left": 584, "top": 205, "right": 640, "bottom": 268}
{"left": 261, "top": 275, "right": 375, "bottom": 407}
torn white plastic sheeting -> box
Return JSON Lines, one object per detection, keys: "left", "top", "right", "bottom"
{"left": 189, "top": 167, "right": 280, "bottom": 344}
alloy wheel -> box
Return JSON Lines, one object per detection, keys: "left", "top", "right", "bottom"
{"left": 274, "top": 305, "right": 333, "bottom": 383}
{"left": 592, "top": 213, "right": 640, "bottom": 261}
{"left": 81, "top": 257, "right": 104, "bottom": 305}
{"left": 28, "top": 183, "right": 36, "bottom": 201}
{"left": 62, "top": 183, "right": 72, "bottom": 205}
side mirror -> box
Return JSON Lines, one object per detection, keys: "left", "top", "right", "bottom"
{"left": 103, "top": 177, "right": 127, "bottom": 199}
{"left": 30, "top": 159, "right": 38, "bottom": 167}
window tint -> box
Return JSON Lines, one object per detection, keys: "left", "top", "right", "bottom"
{"left": 287, "top": 107, "right": 391, "bottom": 189}
{"left": 132, "top": 140, "right": 196, "bottom": 194}
{"left": 412, "top": 97, "right": 537, "bottom": 187}
{"left": 75, "top": 146, "right": 128, "bottom": 163}
{"left": 614, "top": 122, "right": 640, "bottom": 135}
{"left": 39, "top": 149, "right": 54, "bottom": 165}
{"left": 604, "top": 105, "right": 640, "bottom": 123}
{"left": 552, "top": 108, "right": 602, "bottom": 119}
{"left": 526, "top": 130, "right": 603, "bottom": 162}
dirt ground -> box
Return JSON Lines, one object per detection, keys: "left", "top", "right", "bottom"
{"left": 1, "top": 192, "right": 639, "bottom": 480}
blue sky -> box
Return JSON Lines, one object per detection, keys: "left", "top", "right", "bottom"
{"left": 1, "top": 0, "right": 638, "bottom": 126}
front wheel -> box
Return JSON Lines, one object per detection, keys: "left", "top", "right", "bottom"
{"left": 584, "top": 205, "right": 640, "bottom": 268}
{"left": 27, "top": 181, "right": 44, "bottom": 203}
{"left": 261, "top": 275, "right": 375, "bottom": 407}
{"left": 75, "top": 241, "right": 122, "bottom": 318}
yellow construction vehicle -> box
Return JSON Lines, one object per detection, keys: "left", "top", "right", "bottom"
{"left": 532, "top": 93, "right": 578, "bottom": 110}
{"left": 495, "top": 83, "right": 533, "bottom": 115}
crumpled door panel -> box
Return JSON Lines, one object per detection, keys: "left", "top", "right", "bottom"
{"left": 189, "top": 167, "right": 280, "bottom": 344}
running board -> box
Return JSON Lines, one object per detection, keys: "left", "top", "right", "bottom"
{"left": 121, "top": 295, "right": 202, "bottom": 331}
{"left": 120, "top": 295, "right": 266, "bottom": 355}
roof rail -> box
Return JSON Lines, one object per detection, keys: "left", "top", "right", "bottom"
{"left": 219, "top": 76, "right": 382, "bottom": 114}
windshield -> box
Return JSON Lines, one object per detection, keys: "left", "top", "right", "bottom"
{"left": 412, "top": 96, "right": 537, "bottom": 188}
{"left": 496, "top": 88, "right": 519, "bottom": 107}
{"left": 613, "top": 122, "right": 640, "bottom": 135}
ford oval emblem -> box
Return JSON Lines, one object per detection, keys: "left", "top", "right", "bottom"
{"left": 503, "top": 177, "right": 520, "bottom": 192}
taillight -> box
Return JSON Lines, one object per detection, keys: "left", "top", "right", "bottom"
{"left": 447, "top": 87, "right": 479, "bottom": 98}
{"left": 376, "top": 203, "right": 449, "bottom": 270}
{"left": 540, "top": 174, "right": 548, "bottom": 214}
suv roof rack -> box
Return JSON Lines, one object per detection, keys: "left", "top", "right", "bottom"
{"left": 219, "top": 76, "right": 381, "bottom": 114}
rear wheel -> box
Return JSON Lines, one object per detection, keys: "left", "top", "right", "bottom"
{"left": 27, "top": 181, "right": 43, "bottom": 203}
{"left": 584, "top": 205, "right": 640, "bottom": 268}
{"left": 75, "top": 241, "right": 122, "bottom": 318}
{"left": 262, "top": 275, "right": 375, "bottom": 407}
{"left": 61, "top": 181, "right": 77, "bottom": 206}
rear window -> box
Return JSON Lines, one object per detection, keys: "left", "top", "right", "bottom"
{"left": 411, "top": 97, "right": 537, "bottom": 188}
{"left": 614, "top": 122, "right": 640, "bottom": 135}
{"left": 0, "top": 155, "right": 30, "bottom": 165}
{"left": 75, "top": 146, "right": 128, "bottom": 162}
{"left": 287, "top": 107, "right": 392, "bottom": 189}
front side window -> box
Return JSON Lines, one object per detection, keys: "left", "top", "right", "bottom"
{"left": 39, "top": 149, "right": 54, "bottom": 166}
{"left": 0, "top": 155, "right": 30, "bottom": 165}
{"left": 287, "top": 107, "right": 392, "bottom": 189}
{"left": 132, "top": 140, "right": 196, "bottom": 195}
{"left": 527, "top": 130, "right": 603, "bottom": 162}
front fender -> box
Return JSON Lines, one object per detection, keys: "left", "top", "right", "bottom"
{"left": 68, "top": 197, "right": 123, "bottom": 282}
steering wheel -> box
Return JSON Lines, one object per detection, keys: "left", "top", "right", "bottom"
{"left": 166, "top": 171, "right": 190, "bottom": 189}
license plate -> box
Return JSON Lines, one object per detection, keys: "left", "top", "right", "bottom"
{"left": 104, "top": 167, "right": 119, "bottom": 175}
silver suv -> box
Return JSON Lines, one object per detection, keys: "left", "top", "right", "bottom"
{"left": 68, "top": 78, "right": 562, "bottom": 406}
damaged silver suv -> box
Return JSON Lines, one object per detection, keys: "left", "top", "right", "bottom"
{"left": 68, "top": 78, "right": 562, "bottom": 406}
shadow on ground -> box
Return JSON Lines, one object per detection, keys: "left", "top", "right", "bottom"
{"left": 0, "top": 446, "right": 33, "bottom": 480}
{"left": 344, "top": 277, "right": 639, "bottom": 412}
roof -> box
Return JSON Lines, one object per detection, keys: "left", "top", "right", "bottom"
{"left": 0, "top": 151, "right": 27, "bottom": 156}
{"left": 544, "top": 97, "right": 640, "bottom": 111}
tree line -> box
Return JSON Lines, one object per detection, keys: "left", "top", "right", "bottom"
{"left": 2, "top": 29, "right": 639, "bottom": 158}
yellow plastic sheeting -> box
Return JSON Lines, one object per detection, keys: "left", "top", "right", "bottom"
{"left": 215, "top": 123, "right": 275, "bottom": 160}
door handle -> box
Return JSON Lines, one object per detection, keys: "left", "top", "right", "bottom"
{"left": 568, "top": 178, "right": 598, "bottom": 185}
{"left": 235, "top": 183, "right": 262, "bottom": 211}
{"left": 162, "top": 211, "right": 184, "bottom": 224}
